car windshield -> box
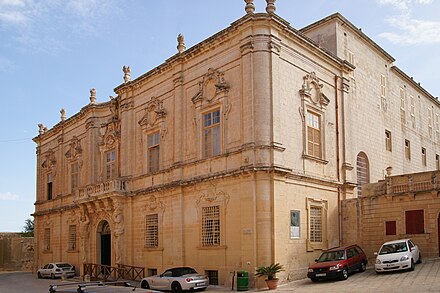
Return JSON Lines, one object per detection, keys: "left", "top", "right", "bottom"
{"left": 379, "top": 242, "right": 408, "bottom": 255}
{"left": 317, "top": 250, "right": 345, "bottom": 262}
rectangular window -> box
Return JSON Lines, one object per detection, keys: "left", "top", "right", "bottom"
{"left": 47, "top": 174, "right": 53, "bottom": 200}
{"left": 422, "top": 147, "right": 427, "bottom": 166}
{"left": 145, "top": 214, "right": 159, "bottom": 248}
{"left": 147, "top": 132, "right": 160, "bottom": 173}
{"left": 410, "top": 95, "right": 415, "bottom": 128}
{"left": 206, "top": 270, "right": 219, "bottom": 285}
{"left": 309, "top": 206, "right": 322, "bottom": 243}
{"left": 201, "top": 206, "right": 220, "bottom": 246}
{"left": 290, "top": 210, "right": 300, "bottom": 239}
{"left": 428, "top": 108, "right": 433, "bottom": 138}
{"left": 436, "top": 154, "right": 440, "bottom": 170}
{"left": 405, "top": 210, "right": 424, "bottom": 234}
{"left": 68, "top": 225, "right": 77, "bottom": 251}
{"left": 380, "top": 75, "right": 386, "bottom": 97}
{"left": 105, "top": 149, "right": 116, "bottom": 180}
{"left": 347, "top": 50, "right": 355, "bottom": 65}
{"left": 71, "top": 162, "right": 79, "bottom": 191}
{"left": 400, "top": 88, "right": 406, "bottom": 125}
{"left": 405, "top": 140, "right": 411, "bottom": 160}
{"left": 307, "top": 111, "right": 322, "bottom": 158}
{"left": 385, "top": 130, "right": 392, "bottom": 152}
{"left": 385, "top": 221, "right": 396, "bottom": 235}
{"left": 203, "top": 110, "right": 221, "bottom": 158}
{"left": 44, "top": 228, "right": 50, "bottom": 251}
{"left": 147, "top": 269, "right": 157, "bottom": 277}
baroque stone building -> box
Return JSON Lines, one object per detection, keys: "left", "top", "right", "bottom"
{"left": 33, "top": 1, "right": 440, "bottom": 287}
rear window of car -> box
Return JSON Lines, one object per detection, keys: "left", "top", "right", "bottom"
{"left": 56, "top": 263, "right": 72, "bottom": 268}
{"left": 174, "top": 268, "right": 197, "bottom": 276}
{"left": 379, "top": 242, "right": 408, "bottom": 255}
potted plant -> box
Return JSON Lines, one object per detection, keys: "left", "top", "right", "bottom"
{"left": 255, "top": 263, "right": 284, "bottom": 290}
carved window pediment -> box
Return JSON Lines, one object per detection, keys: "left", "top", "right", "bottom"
{"left": 138, "top": 97, "right": 167, "bottom": 129}
{"left": 42, "top": 149, "right": 56, "bottom": 170}
{"left": 191, "top": 68, "right": 230, "bottom": 106}
{"left": 65, "top": 136, "right": 82, "bottom": 160}
{"left": 99, "top": 121, "right": 120, "bottom": 149}
{"left": 300, "top": 72, "right": 329, "bottom": 108}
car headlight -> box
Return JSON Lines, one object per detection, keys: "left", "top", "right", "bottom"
{"left": 375, "top": 259, "right": 381, "bottom": 264}
{"left": 400, "top": 255, "right": 409, "bottom": 261}
{"left": 329, "top": 264, "right": 341, "bottom": 271}
{"left": 307, "top": 269, "right": 313, "bottom": 273}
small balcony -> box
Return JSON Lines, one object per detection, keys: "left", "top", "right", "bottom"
{"left": 76, "top": 179, "right": 128, "bottom": 201}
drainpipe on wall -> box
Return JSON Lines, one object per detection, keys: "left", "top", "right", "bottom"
{"left": 335, "top": 75, "right": 342, "bottom": 247}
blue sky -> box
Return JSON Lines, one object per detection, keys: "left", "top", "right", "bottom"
{"left": 1, "top": 0, "right": 439, "bottom": 232}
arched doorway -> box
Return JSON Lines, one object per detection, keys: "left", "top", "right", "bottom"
{"left": 97, "top": 221, "right": 111, "bottom": 266}
{"left": 356, "top": 152, "right": 370, "bottom": 197}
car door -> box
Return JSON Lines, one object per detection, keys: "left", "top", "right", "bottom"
{"left": 408, "top": 240, "right": 419, "bottom": 262}
{"left": 346, "top": 248, "right": 359, "bottom": 272}
{"left": 40, "top": 264, "right": 48, "bottom": 277}
{"left": 156, "top": 270, "right": 173, "bottom": 290}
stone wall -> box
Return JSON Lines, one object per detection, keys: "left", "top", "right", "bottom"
{"left": 0, "top": 233, "right": 34, "bottom": 271}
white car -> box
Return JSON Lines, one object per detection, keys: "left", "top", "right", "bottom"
{"left": 140, "top": 267, "right": 209, "bottom": 292}
{"left": 37, "top": 262, "right": 75, "bottom": 279}
{"left": 375, "top": 239, "right": 421, "bottom": 273}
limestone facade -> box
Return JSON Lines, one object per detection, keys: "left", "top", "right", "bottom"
{"left": 33, "top": 5, "right": 440, "bottom": 288}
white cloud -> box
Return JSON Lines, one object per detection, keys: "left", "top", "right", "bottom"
{"left": 376, "top": 0, "right": 440, "bottom": 45}
{"left": 0, "top": 192, "right": 20, "bottom": 201}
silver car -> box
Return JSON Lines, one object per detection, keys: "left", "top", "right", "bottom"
{"left": 37, "top": 262, "right": 75, "bottom": 279}
{"left": 140, "top": 267, "right": 209, "bottom": 292}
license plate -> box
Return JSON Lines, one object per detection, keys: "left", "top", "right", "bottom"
{"left": 315, "top": 273, "right": 326, "bottom": 277}
{"left": 196, "top": 282, "right": 206, "bottom": 286}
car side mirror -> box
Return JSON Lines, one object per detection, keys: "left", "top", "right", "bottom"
{"left": 374, "top": 252, "right": 378, "bottom": 256}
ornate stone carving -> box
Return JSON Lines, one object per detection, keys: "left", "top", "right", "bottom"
{"left": 177, "top": 34, "right": 186, "bottom": 53}
{"left": 112, "top": 200, "right": 125, "bottom": 264}
{"left": 123, "top": 66, "right": 131, "bottom": 83}
{"left": 60, "top": 108, "right": 66, "bottom": 122}
{"left": 38, "top": 124, "right": 48, "bottom": 135}
{"left": 65, "top": 136, "right": 82, "bottom": 160}
{"left": 79, "top": 205, "right": 90, "bottom": 263}
{"left": 191, "top": 68, "right": 230, "bottom": 105}
{"left": 138, "top": 97, "right": 167, "bottom": 128}
{"left": 42, "top": 149, "right": 56, "bottom": 170}
{"left": 90, "top": 88, "right": 97, "bottom": 104}
{"left": 145, "top": 194, "right": 165, "bottom": 212}
{"left": 196, "top": 183, "right": 230, "bottom": 210}
{"left": 299, "top": 72, "right": 329, "bottom": 107}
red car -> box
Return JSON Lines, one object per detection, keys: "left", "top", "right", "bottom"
{"left": 307, "top": 244, "right": 367, "bottom": 282}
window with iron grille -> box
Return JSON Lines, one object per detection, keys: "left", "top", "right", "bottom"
{"left": 405, "top": 210, "right": 424, "bottom": 234}
{"left": 145, "top": 214, "right": 159, "bottom": 248}
{"left": 105, "top": 149, "right": 116, "bottom": 179}
{"left": 309, "top": 206, "right": 322, "bottom": 242}
{"left": 147, "top": 268, "right": 157, "bottom": 277}
{"left": 68, "top": 225, "right": 77, "bottom": 251}
{"left": 306, "top": 111, "right": 322, "bottom": 158}
{"left": 44, "top": 228, "right": 50, "bottom": 251}
{"left": 148, "top": 132, "right": 160, "bottom": 173}
{"left": 206, "top": 270, "right": 218, "bottom": 285}
{"left": 201, "top": 206, "right": 220, "bottom": 246}
{"left": 203, "top": 109, "right": 221, "bottom": 158}
{"left": 71, "top": 162, "right": 79, "bottom": 191}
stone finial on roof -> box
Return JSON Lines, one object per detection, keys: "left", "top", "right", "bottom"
{"left": 60, "top": 108, "right": 66, "bottom": 122}
{"left": 123, "top": 65, "right": 131, "bottom": 83}
{"left": 177, "top": 34, "right": 186, "bottom": 53}
{"left": 244, "top": 0, "right": 255, "bottom": 14}
{"left": 38, "top": 124, "right": 47, "bottom": 135}
{"left": 266, "top": 0, "right": 276, "bottom": 14}
{"left": 90, "top": 88, "right": 96, "bottom": 104}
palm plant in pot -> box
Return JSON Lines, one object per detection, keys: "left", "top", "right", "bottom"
{"left": 255, "top": 263, "right": 284, "bottom": 290}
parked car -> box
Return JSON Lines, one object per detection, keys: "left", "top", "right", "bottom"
{"left": 375, "top": 239, "right": 421, "bottom": 273}
{"left": 307, "top": 244, "right": 367, "bottom": 282}
{"left": 140, "top": 267, "right": 209, "bottom": 292}
{"left": 37, "top": 262, "right": 75, "bottom": 279}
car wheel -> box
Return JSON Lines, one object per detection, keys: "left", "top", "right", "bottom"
{"left": 340, "top": 268, "right": 349, "bottom": 280}
{"left": 409, "top": 259, "right": 415, "bottom": 271}
{"left": 37, "top": 272, "right": 42, "bottom": 279}
{"left": 359, "top": 261, "right": 366, "bottom": 272}
{"left": 171, "top": 282, "right": 182, "bottom": 292}
{"left": 311, "top": 277, "right": 319, "bottom": 282}
{"left": 416, "top": 253, "right": 422, "bottom": 264}
{"left": 140, "top": 280, "right": 150, "bottom": 289}
{"left": 51, "top": 273, "right": 55, "bottom": 279}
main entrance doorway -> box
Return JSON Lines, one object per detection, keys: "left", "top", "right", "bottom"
{"left": 98, "top": 221, "right": 111, "bottom": 266}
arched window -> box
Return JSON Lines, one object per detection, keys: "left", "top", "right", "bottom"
{"left": 356, "top": 152, "right": 370, "bottom": 197}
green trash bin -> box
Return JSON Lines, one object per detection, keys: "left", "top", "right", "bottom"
{"left": 236, "top": 270, "right": 249, "bottom": 291}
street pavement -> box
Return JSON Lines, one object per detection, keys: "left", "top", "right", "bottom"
{"left": 2, "top": 258, "right": 440, "bottom": 293}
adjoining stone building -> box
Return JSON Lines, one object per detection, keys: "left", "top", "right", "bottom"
{"left": 33, "top": 1, "right": 440, "bottom": 288}
{"left": 342, "top": 170, "right": 440, "bottom": 262}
